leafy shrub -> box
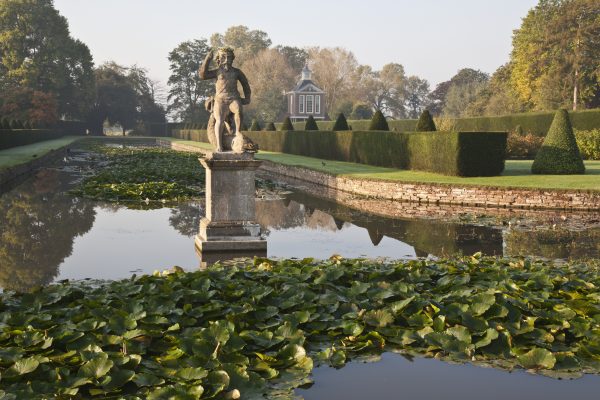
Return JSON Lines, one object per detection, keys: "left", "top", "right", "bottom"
{"left": 368, "top": 110, "right": 389, "bottom": 131}
{"left": 532, "top": 109, "right": 585, "bottom": 174}
{"left": 506, "top": 133, "right": 543, "bottom": 159}
{"left": 1, "top": 118, "right": 10, "bottom": 129}
{"left": 351, "top": 102, "right": 373, "bottom": 119}
{"left": 304, "top": 115, "right": 319, "bottom": 131}
{"left": 281, "top": 117, "right": 294, "bottom": 131}
{"left": 265, "top": 122, "right": 276, "bottom": 131}
{"left": 575, "top": 129, "right": 600, "bottom": 160}
{"left": 250, "top": 119, "right": 261, "bottom": 131}
{"left": 332, "top": 113, "right": 349, "bottom": 131}
{"left": 416, "top": 110, "right": 436, "bottom": 131}
{"left": 9, "top": 120, "right": 20, "bottom": 129}
{"left": 514, "top": 125, "right": 524, "bottom": 136}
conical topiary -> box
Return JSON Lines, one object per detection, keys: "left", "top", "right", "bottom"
{"left": 531, "top": 109, "right": 585, "bottom": 175}
{"left": 265, "top": 122, "right": 276, "bottom": 131}
{"left": 281, "top": 116, "right": 294, "bottom": 131}
{"left": 368, "top": 110, "right": 389, "bottom": 131}
{"left": 304, "top": 115, "right": 318, "bottom": 131}
{"left": 1, "top": 118, "right": 10, "bottom": 129}
{"left": 415, "top": 110, "right": 436, "bottom": 132}
{"left": 10, "top": 120, "right": 19, "bottom": 129}
{"left": 250, "top": 119, "right": 261, "bottom": 131}
{"left": 332, "top": 113, "right": 349, "bottom": 131}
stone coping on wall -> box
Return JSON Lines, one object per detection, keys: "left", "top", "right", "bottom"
{"left": 0, "top": 146, "right": 69, "bottom": 194}
{"left": 158, "top": 139, "right": 600, "bottom": 211}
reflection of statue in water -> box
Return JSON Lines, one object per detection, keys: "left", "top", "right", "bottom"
{"left": 199, "top": 47, "right": 257, "bottom": 153}
{"left": 0, "top": 170, "right": 96, "bottom": 291}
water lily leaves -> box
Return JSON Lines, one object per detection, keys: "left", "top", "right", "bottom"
{"left": 131, "top": 371, "right": 165, "bottom": 387}
{"left": 78, "top": 353, "right": 114, "bottom": 379}
{"left": 363, "top": 310, "right": 394, "bottom": 328}
{"left": 517, "top": 348, "right": 556, "bottom": 369}
{"left": 7, "top": 356, "right": 41, "bottom": 376}
{"left": 175, "top": 367, "right": 208, "bottom": 381}
{"left": 469, "top": 293, "right": 496, "bottom": 316}
{"left": 2, "top": 255, "right": 600, "bottom": 398}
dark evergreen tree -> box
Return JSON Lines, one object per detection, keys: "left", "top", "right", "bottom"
{"left": 250, "top": 119, "right": 261, "bottom": 131}
{"left": 1, "top": 118, "right": 10, "bottom": 129}
{"left": 368, "top": 110, "right": 389, "bottom": 131}
{"left": 265, "top": 122, "right": 276, "bottom": 131}
{"left": 332, "top": 113, "right": 350, "bottom": 131}
{"left": 281, "top": 116, "right": 294, "bottom": 131}
{"left": 415, "top": 110, "right": 436, "bottom": 131}
{"left": 531, "top": 109, "right": 585, "bottom": 174}
{"left": 304, "top": 115, "right": 319, "bottom": 131}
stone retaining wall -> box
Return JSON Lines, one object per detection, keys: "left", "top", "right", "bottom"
{"left": 159, "top": 139, "right": 600, "bottom": 211}
{"left": 0, "top": 147, "right": 68, "bottom": 194}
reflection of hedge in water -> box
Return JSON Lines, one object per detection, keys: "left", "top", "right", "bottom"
{"left": 505, "top": 229, "right": 600, "bottom": 260}
{"left": 0, "top": 171, "right": 95, "bottom": 291}
{"left": 255, "top": 192, "right": 503, "bottom": 257}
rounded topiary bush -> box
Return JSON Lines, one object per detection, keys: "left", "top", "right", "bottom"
{"left": 531, "top": 109, "right": 585, "bottom": 175}
{"left": 332, "top": 113, "right": 349, "bottom": 131}
{"left": 250, "top": 119, "right": 261, "bottom": 131}
{"left": 416, "top": 110, "right": 436, "bottom": 132}
{"left": 265, "top": 122, "right": 276, "bottom": 131}
{"left": 304, "top": 115, "right": 318, "bottom": 131}
{"left": 281, "top": 117, "right": 294, "bottom": 131}
{"left": 369, "top": 110, "right": 389, "bottom": 131}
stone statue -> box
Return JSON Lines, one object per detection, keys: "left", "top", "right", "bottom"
{"left": 199, "top": 47, "right": 257, "bottom": 153}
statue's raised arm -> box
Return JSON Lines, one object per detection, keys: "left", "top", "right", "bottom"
{"left": 198, "top": 47, "right": 256, "bottom": 154}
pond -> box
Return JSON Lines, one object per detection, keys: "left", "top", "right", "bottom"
{"left": 1, "top": 153, "right": 599, "bottom": 398}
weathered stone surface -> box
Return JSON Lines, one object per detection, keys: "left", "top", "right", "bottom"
{"left": 195, "top": 152, "right": 266, "bottom": 257}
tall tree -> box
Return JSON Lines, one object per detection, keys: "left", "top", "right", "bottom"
{"left": 511, "top": 0, "right": 600, "bottom": 110}
{"left": 167, "top": 39, "right": 212, "bottom": 122}
{"left": 0, "top": 0, "right": 95, "bottom": 119}
{"left": 308, "top": 47, "right": 358, "bottom": 117}
{"left": 210, "top": 26, "right": 271, "bottom": 67}
{"left": 428, "top": 68, "right": 489, "bottom": 117}
{"left": 404, "top": 76, "right": 430, "bottom": 119}
{"left": 275, "top": 46, "right": 309, "bottom": 76}
{"left": 242, "top": 49, "right": 296, "bottom": 123}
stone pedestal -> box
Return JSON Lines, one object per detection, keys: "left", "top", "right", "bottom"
{"left": 195, "top": 151, "right": 267, "bottom": 258}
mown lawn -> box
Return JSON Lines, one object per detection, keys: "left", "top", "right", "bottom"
{"left": 165, "top": 138, "right": 600, "bottom": 191}
{"left": 4, "top": 137, "right": 597, "bottom": 191}
{"left": 0, "top": 137, "right": 81, "bottom": 170}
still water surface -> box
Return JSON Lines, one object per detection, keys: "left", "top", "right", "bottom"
{"left": 1, "top": 164, "right": 599, "bottom": 398}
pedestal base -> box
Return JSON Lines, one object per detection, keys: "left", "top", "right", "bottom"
{"left": 195, "top": 150, "right": 267, "bottom": 266}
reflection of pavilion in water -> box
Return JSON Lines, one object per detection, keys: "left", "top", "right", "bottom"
{"left": 255, "top": 192, "right": 504, "bottom": 258}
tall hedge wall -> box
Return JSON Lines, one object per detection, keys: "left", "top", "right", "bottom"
{"left": 0, "top": 128, "right": 86, "bottom": 151}
{"left": 272, "top": 109, "right": 600, "bottom": 135}
{"left": 173, "top": 129, "right": 507, "bottom": 176}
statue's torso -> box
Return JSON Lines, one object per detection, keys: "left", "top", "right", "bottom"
{"left": 215, "top": 68, "right": 240, "bottom": 100}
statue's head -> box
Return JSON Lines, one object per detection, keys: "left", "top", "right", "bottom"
{"left": 216, "top": 47, "right": 235, "bottom": 68}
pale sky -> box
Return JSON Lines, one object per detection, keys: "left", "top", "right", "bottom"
{"left": 54, "top": 0, "right": 538, "bottom": 89}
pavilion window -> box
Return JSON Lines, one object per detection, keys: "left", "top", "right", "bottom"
{"left": 299, "top": 95, "right": 305, "bottom": 113}
{"left": 306, "top": 95, "right": 314, "bottom": 114}
{"left": 315, "top": 96, "right": 321, "bottom": 114}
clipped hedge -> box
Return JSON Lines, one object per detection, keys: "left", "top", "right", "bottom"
{"left": 174, "top": 129, "right": 507, "bottom": 176}
{"left": 0, "top": 127, "right": 86, "bottom": 150}
{"left": 273, "top": 109, "right": 600, "bottom": 135}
